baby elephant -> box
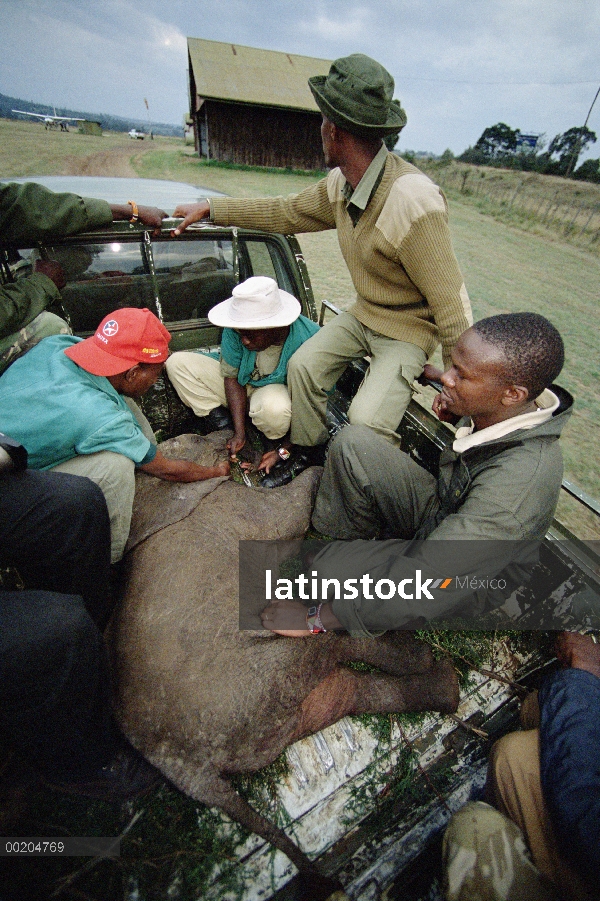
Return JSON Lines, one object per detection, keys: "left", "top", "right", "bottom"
{"left": 109, "top": 440, "right": 459, "bottom": 885}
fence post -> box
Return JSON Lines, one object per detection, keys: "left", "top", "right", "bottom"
{"left": 578, "top": 207, "right": 597, "bottom": 238}
{"left": 541, "top": 190, "right": 560, "bottom": 224}
{"left": 508, "top": 181, "right": 523, "bottom": 209}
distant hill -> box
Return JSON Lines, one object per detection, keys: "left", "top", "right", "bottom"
{"left": 0, "top": 92, "right": 182, "bottom": 137}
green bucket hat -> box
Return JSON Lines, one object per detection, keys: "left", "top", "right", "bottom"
{"left": 308, "top": 53, "right": 407, "bottom": 137}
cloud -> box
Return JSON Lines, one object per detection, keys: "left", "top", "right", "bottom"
{"left": 300, "top": 6, "right": 369, "bottom": 42}
{"left": 0, "top": 0, "right": 189, "bottom": 122}
{"left": 1, "top": 0, "right": 598, "bottom": 155}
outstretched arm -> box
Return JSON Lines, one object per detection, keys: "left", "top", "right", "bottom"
{"left": 224, "top": 377, "right": 248, "bottom": 458}
{"left": 109, "top": 203, "right": 167, "bottom": 237}
{"left": 171, "top": 201, "right": 211, "bottom": 236}
{"left": 139, "top": 449, "right": 229, "bottom": 482}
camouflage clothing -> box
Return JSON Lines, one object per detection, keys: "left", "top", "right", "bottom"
{"left": 443, "top": 801, "right": 557, "bottom": 900}
{"left": 444, "top": 691, "right": 599, "bottom": 901}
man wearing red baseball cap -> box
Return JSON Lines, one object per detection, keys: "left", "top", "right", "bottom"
{"left": 0, "top": 307, "right": 230, "bottom": 562}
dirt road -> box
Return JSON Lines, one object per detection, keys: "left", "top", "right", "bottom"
{"left": 62, "top": 145, "right": 150, "bottom": 177}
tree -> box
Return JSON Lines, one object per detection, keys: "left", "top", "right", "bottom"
{"left": 573, "top": 158, "right": 600, "bottom": 183}
{"left": 473, "top": 123, "right": 520, "bottom": 158}
{"left": 547, "top": 126, "right": 597, "bottom": 176}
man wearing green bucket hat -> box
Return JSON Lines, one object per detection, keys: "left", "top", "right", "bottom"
{"left": 172, "top": 54, "right": 472, "bottom": 487}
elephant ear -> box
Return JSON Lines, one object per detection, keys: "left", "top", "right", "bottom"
{"left": 125, "top": 432, "right": 229, "bottom": 552}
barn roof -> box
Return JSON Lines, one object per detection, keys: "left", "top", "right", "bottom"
{"left": 188, "top": 38, "right": 331, "bottom": 112}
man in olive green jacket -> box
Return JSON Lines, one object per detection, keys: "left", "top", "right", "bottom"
{"left": 0, "top": 181, "right": 166, "bottom": 371}
{"left": 259, "top": 312, "right": 572, "bottom": 637}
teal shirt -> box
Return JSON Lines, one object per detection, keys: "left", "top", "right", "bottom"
{"left": 0, "top": 334, "right": 156, "bottom": 470}
{"left": 220, "top": 315, "right": 320, "bottom": 387}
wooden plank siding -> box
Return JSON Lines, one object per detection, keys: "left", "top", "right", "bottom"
{"left": 187, "top": 38, "right": 330, "bottom": 171}
{"left": 196, "top": 99, "right": 325, "bottom": 170}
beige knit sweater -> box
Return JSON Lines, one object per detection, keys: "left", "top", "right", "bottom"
{"left": 210, "top": 152, "right": 472, "bottom": 366}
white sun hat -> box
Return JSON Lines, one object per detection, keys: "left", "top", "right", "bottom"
{"left": 208, "top": 276, "right": 301, "bottom": 329}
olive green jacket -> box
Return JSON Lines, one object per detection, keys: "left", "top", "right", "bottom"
{"left": 0, "top": 182, "right": 112, "bottom": 340}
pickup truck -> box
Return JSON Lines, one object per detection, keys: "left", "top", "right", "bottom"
{"left": 1, "top": 175, "right": 599, "bottom": 901}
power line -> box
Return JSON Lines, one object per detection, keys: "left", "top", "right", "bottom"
{"left": 395, "top": 76, "right": 600, "bottom": 86}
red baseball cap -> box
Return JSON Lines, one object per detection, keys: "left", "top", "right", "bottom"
{"left": 64, "top": 308, "right": 171, "bottom": 377}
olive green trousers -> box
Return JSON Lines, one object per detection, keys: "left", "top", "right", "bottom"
{"left": 287, "top": 312, "right": 426, "bottom": 447}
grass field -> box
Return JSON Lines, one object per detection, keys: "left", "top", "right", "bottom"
{"left": 1, "top": 118, "right": 599, "bottom": 899}
{"left": 2, "top": 119, "right": 599, "bottom": 533}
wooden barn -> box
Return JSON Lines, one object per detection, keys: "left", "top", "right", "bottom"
{"left": 187, "top": 38, "right": 331, "bottom": 170}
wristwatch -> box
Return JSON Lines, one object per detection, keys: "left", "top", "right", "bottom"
{"left": 306, "top": 604, "right": 327, "bottom": 634}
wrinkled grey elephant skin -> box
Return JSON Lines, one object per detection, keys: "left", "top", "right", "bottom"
{"left": 110, "top": 465, "right": 459, "bottom": 878}
{"left": 125, "top": 432, "right": 229, "bottom": 552}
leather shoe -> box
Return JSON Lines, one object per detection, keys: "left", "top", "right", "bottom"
{"left": 197, "top": 405, "right": 233, "bottom": 433}
{"left": 45, "top": 742, "right": 161, "bottom": 801}
{"left": 260, "top": 445, "right": 325, "bottom": 489}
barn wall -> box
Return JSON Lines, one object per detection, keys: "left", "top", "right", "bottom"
{"left": 195, "top": 100, "right": 325, "bottom": 170}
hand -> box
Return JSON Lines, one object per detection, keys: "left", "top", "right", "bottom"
{"left": 260, "top": 599, "right": 312, "bottom": 637}
{"left": 136, "top": 205, "right": 168, "bottom": 237}
{"left": 34, "top": 259, "right": 66, "bottom": 290}
{"left": 432, "top": 391, "right": 459, "bottom": 424}
{"left": 555, "top": 631, "right": 600, "bottom": 678}
{"left": 421, "top": 362, "right": 444, "bottom": 384}
{"left": 109, "top": 203, "right": 167, "bottom": 237}
{"left": 227, "top": 433, "right": 246, "bottom": 458}
{"left": 171, "top": 201, "right": 211, "bottom": 236}
{"left": 256, "top": 449, "right": 279, "bottom": 474}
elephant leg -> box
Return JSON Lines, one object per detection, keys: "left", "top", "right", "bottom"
{"left": 194, "top": 775, "right": 342, "bottom": 898}
{"left": 291, "top": 657, "right": 459, "bottom": 741}
{"left": 335, "top": 630, "right": 436, "bottom": 676}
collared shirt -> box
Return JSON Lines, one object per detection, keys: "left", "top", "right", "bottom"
{"left": 341, "top": 143, "right": 388, "bottom": 226}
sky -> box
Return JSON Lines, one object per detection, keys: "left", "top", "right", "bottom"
{"left": 2, "top": 0, "right": 600, "bottom": 161}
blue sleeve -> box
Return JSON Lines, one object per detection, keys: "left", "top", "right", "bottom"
{"left": 75, "top": 409, "right": 153, "bottom": 465}
{"left": 138, "top": 443, "right": 157, "bottom": 466}
{"left": 539, "top": 668, "right": 600, "bottom": 884}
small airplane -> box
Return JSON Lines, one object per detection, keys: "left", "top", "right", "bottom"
{"left": 12, "top": 108, "right": 85, "bottom": 131}
{"left": 128, "top": 129, "right": 146, "bottom": 140}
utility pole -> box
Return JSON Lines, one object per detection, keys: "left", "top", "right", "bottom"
{"left": 144, "top": 98, "right": 153, "bottom": 140}
{"left": 565, "top": 84, "right": 600, "bottom": 178}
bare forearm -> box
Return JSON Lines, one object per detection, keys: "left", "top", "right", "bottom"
{"left": 139, "top": 450, "right": 229, "bottom": 482}
{"left": 109, "top": 203, "right": 167, "bottom": 235}
{"left": 224, "top": 377, "right": 247, "bottom": 437}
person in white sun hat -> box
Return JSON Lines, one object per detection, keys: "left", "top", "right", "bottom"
{"left": 166, "top": 276, "right": 319, "bottom": 480}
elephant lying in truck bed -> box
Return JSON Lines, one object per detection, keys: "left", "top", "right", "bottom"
{"left": 109, "top": 434, "right": 459, "bottom": 880}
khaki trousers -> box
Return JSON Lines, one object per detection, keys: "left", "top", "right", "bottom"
{"left": 166, "top": 351, "right": 292, "bottom": 440}
{"left": 444, "top": 701, "right": 599, "bottom": 901}
{"left": 286, "top": 312, "right": 427, "bottom": 447}
{"left": 49, "top": 399, "right": 156, "bottom": 564}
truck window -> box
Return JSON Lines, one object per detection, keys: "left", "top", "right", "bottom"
{"left": 151, "top": 239, "right": 235, "bottom": 323}
{"left": 45, "top": 241, "right": 156, "bottom": 334}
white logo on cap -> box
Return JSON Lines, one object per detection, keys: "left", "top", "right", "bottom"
{"left": 103, "top": 320, "right": 118, "bottom": 337}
